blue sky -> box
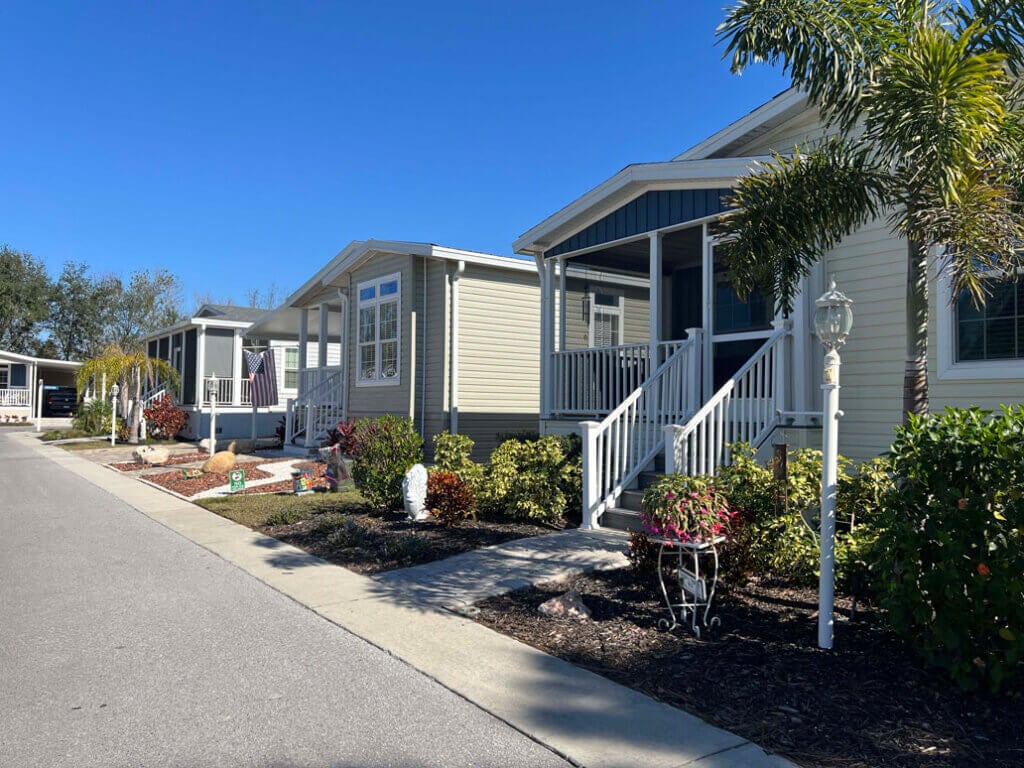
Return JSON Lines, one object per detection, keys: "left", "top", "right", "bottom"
{"left": 0, "top": 1, "right": 787, "bottom": 307}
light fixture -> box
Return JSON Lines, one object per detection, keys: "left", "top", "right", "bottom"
{"left": 813, "top": 279, "right": 854, "bottom": 350}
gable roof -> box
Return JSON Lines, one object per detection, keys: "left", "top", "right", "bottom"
{"left": 194, "top": 304, "right": 273, "bottom": 323}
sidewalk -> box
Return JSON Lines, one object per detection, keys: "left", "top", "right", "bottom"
{"left": 16, "top": 431, "right": 794, "bottom": 768}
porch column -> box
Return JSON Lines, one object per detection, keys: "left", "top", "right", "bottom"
{"left": 338, "top": 289, "right": 349, "bottom": 419}
{"left": 318, "top": 302, "right": 329, "bottom": 369}
{"left": 231, "top": 330, "right": 243, "bottom": 406}
{"left": 649, "top": 231, "right": 663, "bottom": 366}
{"left": 298, "top": 308, "right": 309, "bottom": 372}
{"left": 558, "top": 257, "right": 566, "bottom": 353}
{"left": 196, "top": 326, "right": 206, "bottom": 407}
{"left": 540, "top": 258, "right": 555, "bottom": 418}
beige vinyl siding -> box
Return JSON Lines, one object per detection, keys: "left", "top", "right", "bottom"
{"left": 346, "top": 252, "right": 413, "bottom": 420}
{"left": 414, "top": 256, "right": 451, "bottom": 458}
{"left": 562, "top": 277, "right": 650, "bottom": 349}
{"left": 456, "top": 263, "right": 541, "bottom": 457}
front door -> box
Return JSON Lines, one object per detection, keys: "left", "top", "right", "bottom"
{"left": 705, "top": 238, "right": 775, "bottom": 392}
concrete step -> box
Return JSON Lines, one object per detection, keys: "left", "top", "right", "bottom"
{"left": 618, "top": 489, "right": 644, "bottom": 511}
{"left": 598, "top": 507, "right": 644, "bottom": 533}
{"left": 638, "top": 471, "right": 662, "bottom": 489}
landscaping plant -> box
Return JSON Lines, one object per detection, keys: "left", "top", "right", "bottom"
{"left": 350, "top": 414, "right": 423, "bottom": 509}
{"left": 142, "top": 394, "right": 186, "bottom": 439}
{"left": 478, "top": 436, "right": 575, "bottom": 524}
{"left": 323, "top": 418, "right": 359, "bottom": 456}
{"left": 426, "top": 470, "right": 475, "bottom": 526}
{"left": 72, "top": 398, "right": 112, "bottom": 436}
{"left": 432, "top": 430, "right": 484, "bottom": 490}
{"left": 639, "top": 474, "right": 733, "bottom": 544}
{"left": 877, "top": 407, "right": 1024, "bottom": 692}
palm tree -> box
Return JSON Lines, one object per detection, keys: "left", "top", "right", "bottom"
{"left": 716, "top": 0, "right": 1024, "bottom": 418}
{"left": 78, "top": 345, "right": 179, "bottom": 444}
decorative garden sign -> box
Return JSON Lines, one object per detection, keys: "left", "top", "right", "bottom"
{"left": 229, "top": 469, "right": 245, "bottom": 493}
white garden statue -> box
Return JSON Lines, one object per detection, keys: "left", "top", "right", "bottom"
{"left": 403, "top": 463, "right": 430, "bottom": 521}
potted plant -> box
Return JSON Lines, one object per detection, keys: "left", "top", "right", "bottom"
{"left": 640, "top": 475, "right": 734, "bottom": 545}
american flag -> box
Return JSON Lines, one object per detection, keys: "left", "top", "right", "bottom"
{"left": 245, "top": 350, "right": 279, "bottom": 407}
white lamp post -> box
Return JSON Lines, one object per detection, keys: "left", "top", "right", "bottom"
{"left": 109, "top": 383, "right": 120, "bottom": 446}
{"left": 207, "top": 374, "right": 218, "bottom": 454}
{"left": 813, "top": 279, "right": 854, "bottom": 650}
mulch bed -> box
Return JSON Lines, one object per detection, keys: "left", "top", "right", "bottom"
{"left": 144, "top": 461, "right": 273, "bottom": 496}
{"left": 234, "top": 461, "right": 329, "bottom": 495}
{"left": 475, "top": 569, "right": 1023, "bottom": 768}
{"left": 109, "top": 451, "right": 210, "bottom": 471}
{"left": 262, "top": 509, "right": 555, "bottom": 575}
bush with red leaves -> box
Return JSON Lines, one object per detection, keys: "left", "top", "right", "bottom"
{"left": 426, "top": 470, "right": 475, "bottom": 526}
{"left": 323, "top": 418, "right": 360, "bottom": 456}
{"left": 143, "top": 394, "right": 187, "bottom": 439}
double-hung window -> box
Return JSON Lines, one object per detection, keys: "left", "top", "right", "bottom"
{"left": 283, "top": 347, "right": 299, "bottom": 389}
{"left": 357, "top": 273, "right": 400, "bottom": 385}
{"left": 0, "top": 365, "right": 8, "bottom": 389}
{"left": 589, "top": 291, "right": 623, "bottom": 348}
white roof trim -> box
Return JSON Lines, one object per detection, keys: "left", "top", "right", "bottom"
{"left": 512, "top": 156, "right": 769, "bottom": 256}
{"left": 0, "top": 349, "right": 81, "bottom": 367}
{"left": 674, "top": 88, "right": 810, "bottom": 161}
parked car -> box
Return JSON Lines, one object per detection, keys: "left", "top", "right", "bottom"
{"left": 42, "top": 386, "right": 78, "bottom": 417}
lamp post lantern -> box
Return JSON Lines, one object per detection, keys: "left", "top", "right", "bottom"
{"left": 109, "top": 383, "right": 120, "bottom": 446}
{"left": 813, "top": 279, "right": 854, "bottom": 650}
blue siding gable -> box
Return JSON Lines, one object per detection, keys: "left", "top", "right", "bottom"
{"left": 544, "top": 188, "right": 733, "bottom": 258}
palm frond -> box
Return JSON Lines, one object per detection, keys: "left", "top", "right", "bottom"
{"left": 716, "top": 136, "right": 888, "bottom": 314}
{"left": 948, "top": 0, "right": 1024, "bottom": 74}
{"left": 717, "top": 0, "right": 904, "bottom": 129}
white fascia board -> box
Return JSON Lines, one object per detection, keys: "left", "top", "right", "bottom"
{"left": 673, "top": 88, "right": 809, "bottom": 161}
{"left": 513, "top": 156, "right": 770, "bottom": 256}
{"left": 191, "top": 318, "right": 253, "bottom": 330}
{"left": 140, "top": 320, "right": 195, "bottom": 342}
{"left": 0, "top": 350, "right": 81, "bottom": 367}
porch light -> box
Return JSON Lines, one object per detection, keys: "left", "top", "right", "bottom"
{"left": 813, "top": 279, "right": 854, "bottom": 350}
{"left": 109, "top": 383, "right": 120, "bottom": 401}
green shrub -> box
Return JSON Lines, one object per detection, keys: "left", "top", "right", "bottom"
{"left": 432, "top": 431, "right": 484, "bottom": 490}
{"left": 479, "top": 436, "right": 576, "bottom": 524}
{"left": 351, "top": 415, "right": 423, "bottom": 509}
{"left": 73, "top": 399, "right": 112, "bottom": 436}
{"left": 877, "top": 407, "right": 1024, "bottom": 692}
{"left": 426, "top": 470, "right": 475, "bottom": 526}
{"left": 640, "top": 474, "right": 732, "bottom": 543}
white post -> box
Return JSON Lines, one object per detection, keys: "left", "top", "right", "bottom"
{"left": 298, "top": 308, "right": 309, "bottom": 376}
{"left": 338, "top": 289, "right": 349, "bottom": 420}
{"left": 580, "top": 420, "right": 600, "bottom": 530}
{"left": 542, "top": 259, "right": 555, "bottom": 418}
{"left": 558, "top": 257, "right": 566, "bottom": 353}
{"left": 101, "top": 371, "right": 107, "bottom": 403}
{"left": 318, "top": 302, "right": 329, "bottom": 371}
{"left": 35, "top": 378, "right": 43, "bottom": 432}
{"left": 196, "top": 326, "right": 206, "bottom": 408}
{"left": 649, "top": 231, "right": 663, "bottom": 367}
{"left": 685, "top": 327, "right": 703, "bottom": 414}
{"left": 109, "top": 388, "right": 118, "bottom": 446}
{"left": 662, "top": 424, "right": 679, "bottom": 475}
{"left": 208, "top": 375, "right": 217, "bottom": 454}
{"left": 232, "top": 330, "right": 243, "bottom": 406}
{"left": 818, "top": 347, "right": 841, "bottom": 649}
{"left": 304, "top": 401, "right": 315, "bottom": 449}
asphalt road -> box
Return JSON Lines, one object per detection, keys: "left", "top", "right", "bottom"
{"left": 0, "top": 433, "right": 570, "bottom": 768}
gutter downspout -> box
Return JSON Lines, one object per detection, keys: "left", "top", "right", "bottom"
{"left": 449, "top": 260, "right": 465, "bottom": 434}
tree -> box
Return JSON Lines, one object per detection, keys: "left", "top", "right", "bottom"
{"left": 0, "top": 244, "right": 50, "bottom": 354}
{"left": 106, "top": 269, "right": 184, "bottom": 348}
{"left": 46, "top": 261, "right": 117, "bottom": 360}
{"left": 716, "top": 0, "right": 1024, "bottom": 419}
{"left": 244, "top": 282, "right": 283, "bottom": 309}
{"left": 77, "top": 345, "right": 179, "bottom": 444}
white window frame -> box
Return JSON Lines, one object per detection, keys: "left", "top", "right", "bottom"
{"left": 587, "top": 290, "right": 625, "bottom": 348}
{"left": 936, "top": 262, "right": 1024, "bottom": 380}
{"left": 283, "top": 346, "right": 300, "bottom": 390}
{"left": 0, "top": 364, "right": 8, "bottom": 389}
{"left": 356, "top": 272, "right": 402, "bottom": 387}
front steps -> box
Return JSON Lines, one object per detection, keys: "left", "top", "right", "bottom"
{"left": 597, "top": 455, "right": 664, "bottom": 532}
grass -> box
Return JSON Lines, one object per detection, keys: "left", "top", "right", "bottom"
{"left": 196, "top": 488, "right": 370, "bottom": 529}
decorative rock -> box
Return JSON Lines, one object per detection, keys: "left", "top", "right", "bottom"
{"left": 538, "top": 590, "right": 592, "bottom": 620}
{"left": 133, "top": 445, "right": 170, "bottom": 466}
{"left": 403, "top": 463, "right": 430, "bottom": 521}
{"left": 202, "top": 440, "right": 238, "bottom": 473}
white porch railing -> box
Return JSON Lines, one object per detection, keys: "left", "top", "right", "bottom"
{"left": 580, "top": 330, "right": 703, "bottom": 527}
{"left": 552, "top": 340, "right": 692, "bottom": 416}
{"left": 286, "top": 367, "right": 345, "bottom": 447}
{"left": 665, "top": 324, "right": 790, "bottom": 478}
{"left": 298, "top": 366, "right": 344, "bottom": 394}
{"left": 0, "top": 388, "right": 31, "bottom": 407}
{"left": 200, "top": 377, "right": 253, "bottom": 406}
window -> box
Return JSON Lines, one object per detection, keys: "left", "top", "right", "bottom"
{"left": 283, "top": 347, "right": 299, "bottom": 389}
{"left": 357, "top": 273, "right": 401, "bottom": 385}
{"left": 956, "top": 277, "right": 1024, "bottom": 362}
{"left": 713, "top": 269, "right": 772, "bottom": 334}
{"left": 589, "top": 291, "right": 622, "bottom": 348}
{"left": 0, "top": 366, "right": 7, "bottom": 389}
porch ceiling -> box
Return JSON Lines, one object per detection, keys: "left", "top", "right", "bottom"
{"left": 245, "top": 304, "right": 344, "bottom": 342}
{"left": 567, "top": 223, "right": 703, "bottom": 275}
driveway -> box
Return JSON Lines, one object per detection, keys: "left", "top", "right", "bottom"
{"left": 0, "top": 432, "right": 569, "bottom": 768}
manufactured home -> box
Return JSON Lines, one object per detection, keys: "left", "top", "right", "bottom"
{"left": 0, "top": 350, "right": 81, "bottom": 421}
{"left": 515, "top": 88, "right": 1023, "bottom": 529}
{"left": 141, "top": 304, "right": 340, "bottom": 441}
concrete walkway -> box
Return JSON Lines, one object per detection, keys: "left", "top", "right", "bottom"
{"left": 374, "top": 528, "right": 629, "bottom": 609}
{"left": 9, "top": 432, "right": 794, "bottom": 768}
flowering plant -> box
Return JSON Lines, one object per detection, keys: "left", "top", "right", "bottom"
{"left": 640, "top": 475, "right": 733, "bottom": 544}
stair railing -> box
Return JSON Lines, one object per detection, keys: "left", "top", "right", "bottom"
{"left": 580, "top": 329, "right": 703, "bottom": 528}
{"left": 664, "top": 322, "right": 790, "bottom": 478}
{"left": 285, "top": 367, "right": 345, "bottom": 447}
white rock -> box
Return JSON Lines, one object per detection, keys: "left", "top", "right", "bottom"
{"left": 133, "top": 445, "right": 170, "bottom": 466}
{"left": 538, "top": 590, "right": 592, "bottom": 620}
{"left": 403, "top": 463, "right": 430, "bottom": 521}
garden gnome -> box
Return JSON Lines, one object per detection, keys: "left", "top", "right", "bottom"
{"left": 202, "top": 440, "right": 238, "bottom": 473}
{"left": 403, "top": 463, "right": 429, "bottom": 521}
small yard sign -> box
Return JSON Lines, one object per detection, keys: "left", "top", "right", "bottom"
{"left": 229, "top": 469, "right": 246, "bottom": 493}
{"left": 182, "top": 468, "right": 204, "bottom": 479}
